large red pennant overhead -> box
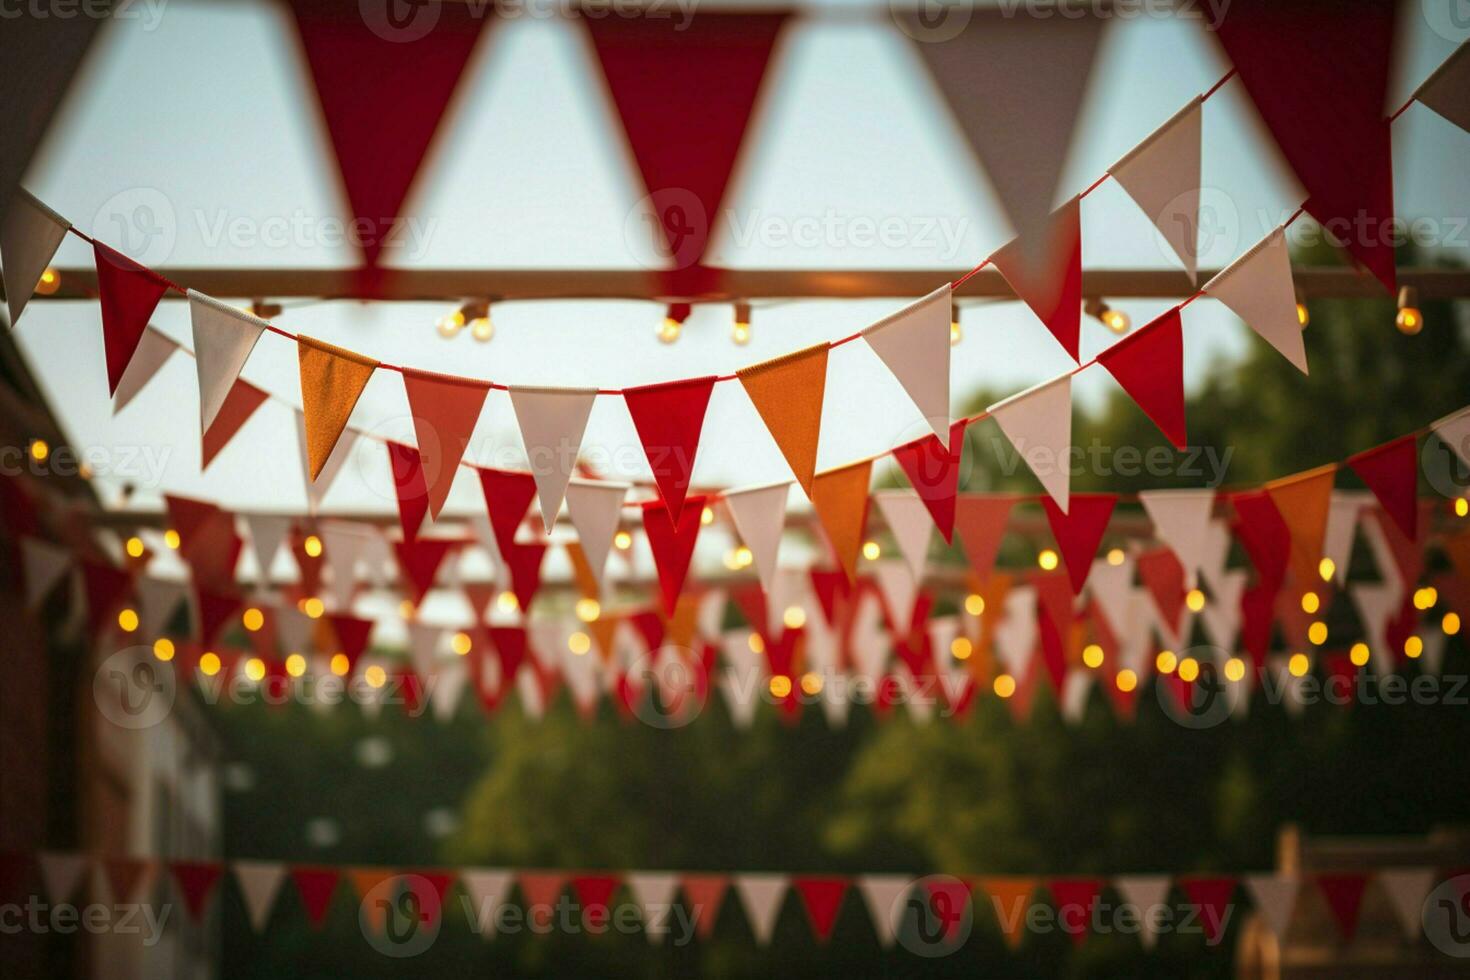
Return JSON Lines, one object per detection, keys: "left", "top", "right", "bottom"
{"left": 585, "top": 13, "right": 788, "bottom": 293}
{"left": 386, "top": 441, "right": 429, "bottom": 542}
{"left": 1043, "top": 493, "right": 1117, "bottom": 594}
{"left": 288, "top": 1, "right": 490, "bottom": 269}
{"left": 1347, "top": 435, "right": 1418, "bottom": 541}
{"left": 477, "top": 467, "right": 538, "bottom": 556}
{"left": 94, "top": 242, "right": 169, "bottom": 394}
{"left": 624, "top": 376, "right": 716, "bottom": 521}
{"left": 1212, "top": 0, "right": 1399, "bottom": 292}
{"left": 892, "top": 419, "right": 970, "bottom": 542}
{"left": 1097, "top": 307, "right": 1187, "bottom": 449}
{"left": 643, "top": 496, "right": 706, "bottom": 616}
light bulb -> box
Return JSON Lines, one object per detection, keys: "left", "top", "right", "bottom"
{"left": 470, "top": 315, "right": 494, "bottom": 342}
{"left": 657, "top": 318, "right": 682, "bottom": 343}
{"left": 950, "top": 318, "right": 962, "bottom": 346}
{"left": 1101, "top": 308, "right": 1130, "bottom": 334}
{"left": 1395, "top": 307, "right": 1422, "bottom": 335}
{"left": 732, "top": 321, "right": 751, "bottom": 345}
{"left": 436, "top": 311, "right": 464, "bottom": 338}
{"left": 1296, "top": 302, "right": 1309, "bottom": 327}
{"left": 36, "top": 267, "right": 60, "bottom": 295}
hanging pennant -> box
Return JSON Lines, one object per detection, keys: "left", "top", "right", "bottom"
{"left": 737, "top": 343, "right": 828, "bottom": 496}
{"left": 892, "top": 418, "right": 970, "bottom": 543}
{"left": 477, "top": 467, "right": 538, "bottom": 556}
{"left": 1202, "top": 227, "right": 1307, "bottom": 373}
{"left": 811, "top": 460, "right": 872, "bottom": 582}
{"left": 643, "top": 496, "right": 706, "bottom": 616}
{"left": 989, "top": 375, "right": 1073, "bottom": 512}
{"left": 1314, "top": 874, "right": 1368, "bottom": 943}
{"left": 991, "top": 197, "right": 1084, "bottom": 362}
{"left": 386, "top": 441, "right": 429, "bottom": 542}
{"left": 112, "top": 327, "right": 179, "bottom": 414}
{"left": 508, "top": 386, "right": 597, "bottom": 534}
{"left": 234, "top": 861, "right": 287, "bottom": 933}
{"left": 1378, "top": 869, "right": 1435, "bottom": 942}
{"left": 2, "top": 190, "right": 69, "bottom": 326}
{"left": 733, "top": 873, "right": 788, "bottom": 946}
{"left": 21, "top": 537, "right": 71, "bottom": 609}
{"left": 1096, "top": 307, "right": 1187, "bottom": 449}
{"left": 402, "top": 368, "right": 490, "bottom": 520}
{"left": 874, "top": 490, "right": 933, "bottom": 583}
{"left": 327, "top": 613, "right": 375, "bottom": 675}
{"left": 291, "top": 867, "right": 340, "bottom": 930}
{"left": 1113, "top": 876, "right": 1173, "bottom": 950}
{"left": 503, "top": 542, "right": 548, "bottom": 613}
{"left": 169, "top": 862, "right": 224, "bottom": 923}
{"left": 976, "top": 877, "right": 1035, "bottom": 949}
{"left": 862, "top": 286, "right": 953, "bottom": 445}
{"left": 188, "top": 290, "right": 267, "bottom": 433}
{"left": 681, "top": 875, "right": 729, "bottom": 941}
{"left": 722, "top": 482, "right": 791, "bottom": 593}
{"left": 1264, "top": 464, "right": 1337, "bottom": 587}
{"left": 1244, "top": 874, "right": 1299, "bottom": 942}
{"left": 1137, "top": 548, "right": 1188, "bottom": 639}
{"left": 953, "top": 494, "right": 1016, "bottom": 582}
{"left": 1138, "top": 489, "right": 1216, "bottom": 588}
{"left": 94, "top": 242, "right": 170, "bottom": 395}
{"left": 626, "top": 873, "right": 679, "bottom": 943}
{"left": 294, "top": 410, "right": 357, "bottom": 515}
{"left": 565, "top": 480, "right": 630, "bottom": 592}
{"left": 857, "top": 876, "right": 909, "bottom": 948}
{"left": 394, "top": 537, "right": 456, "bottom": 604}
{"left": 792, "top": 877, "right": 847, "bottom": 943}
{"left": 1109, "top": 98, "right": 1204, "bottom": 283}
{"left": 244, "top": 515, "right": 291, "bottom": 587}
{"left": 1347, "top": 435, "right": 1418, "bottom": 540}
{"left": 1232, "top": 490, "right": 1292, "bottom": 594}
{"left": 1048, "top": 878, "right": 1102, "bottom": 946}
{"left": 298, "top": 335, "right": 377, "bottom": 481}
{"left": 201, "top": 378, "right": 268, "bottom": 470}
{"left": 1179, "top": 877, "right": 1236, "bottom": 945}
{"left": 1414, "top": 41, "right": 1470, "bottom": 134}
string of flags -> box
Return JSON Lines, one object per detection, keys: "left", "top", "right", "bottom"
{"left": 6, "top": 850, "right": 1461, "bottom": 951}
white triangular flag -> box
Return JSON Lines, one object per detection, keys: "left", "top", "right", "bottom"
{"left": 233, "top": 860, "right": 287, "bottom": 933}
{"left": 856, "top": 875, "right": 910, "bottom": 947}
{"left": 1200, "top": 570, "right": 1247, "bottom": 652}
{"left": 296, "top": 410, "right": 358, "bottom": 515}
{"left": 874, "top": 490, "right": 934, "bottom": 581}
{"left": 626, "top": 873, "right": 679, "bottom": 943}
{"left": 1138, "top": 489, "right": 1216, "bottom": 588}
{"left": 720, "top": 668, "right": 760, "bottom": 729}
{"left": 721, "top": 482, "right": 790, "bottom": 593}
{"left": 1087, "top": 555, "right": 1133, "bottom": 633}
{"left": 1203, "top": 227, "right": 1308, "bottom": 374}
{"left": 461, "top": 869, "right": 514, "bottom": 938}
{"left": 431, "top": 661, "right": 468, "bottom": 722}
{"left": 137, "top": 576, "right": 188, "bottom": 638}
{"left": 407, "top": 622, "right": 443, "bottom": 678}
{"left": 734, "top": 874, "right": 788, "bottom": 946}
{"left": 509, "top": 386, "right": 597, "bottom": 533}
{"left": 112, "top": 327, "right": 178, "bottom": 414}
{"left": 274, "top": 600, "right": 313, "bottom": 656}
{"left": 565, "top": 479, "right": 629, "bottom": 591}
{"left": 1351, "top": 582, "right": 1399, "bottom": 672}
{"left": 863, "top": 286, "right": 952, "bottom": 445}
{"left": 1198, "top": 520, "right": 1233, "bottom": 590}
{"left": 1432, "top": 406, "right": 1470, "bottom": 469}
{"left": 1322, "top": 492, "right": 1368, "bottom": 586}
{"left": 1244, "top": 874, "right": 1299, "bottom": 941}
{"left": 1113, "top": 875, "right": 1172, "bottom": 949}
{"left": 1378, "top": 868, "right": 1435, "bottom": 942}
{"left": 873, "top": 559, "right": 919, "bottom": 633}
{"left": 993, "top": 587, "right": 1038, "bottom": 672}
{"left": 1110, "top": 98, "right": 1203, "bottom": 284}
{"left": 38, "top": 852, "right": 88, "bottom": 902}
{"left": 1414, "top": 41, "right": 1470, "bottom": 134}
{"left": 320, "top": 519, "right": 379, "bottom": 609}
{"left": 21, "top": 537, "right": 71, "bottom": 609}
{"left": 1360, "top": 514, "right": 1408, "bottom": 607}
{"left": 1, "top": 190, "right": 69, "bottom": 326}
{"left": 188, "top": 290, "right": 267, "bottom": 432}
{"left": 988, "top": 375, "right": 1072, "bottom": 512}
{"left": 244, "top": 514, "right": 291, "bottom": 587}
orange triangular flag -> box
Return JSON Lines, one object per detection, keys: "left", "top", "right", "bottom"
{"left": 810, "top": 459, "right": 872, "bottom": 582}
{"left": 298, "top": 335, "right": 378, "bottom": 481}
{"left": 737, "top": 343, "right": 829, "bottom": 497}
{"left": 976, "top": 877, "right": 1037, "bottom": 949}
{"left": 1265, "top": 463, "right": 1337, "bottom": 586}
{"left": 349, "top": 868, "right": 397, "bottom": 933}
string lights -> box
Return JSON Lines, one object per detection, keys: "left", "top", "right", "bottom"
{"left": 732, "top": 302, "right": 751, "bottom": 345}
{"left": 1295, "top": 289, "right": 1310, "bottom": 328}
{"left": 659, "top": 302, "right": 691, "bottom": 344}
{"left": 1084, "top": 297, "right": 1130, "bottom": 334}
{"left": 1395, "top": 286, "right": 1422, "bottom": 335}
{"left": 437, "top": 300, "right": 493, "bottom": 341}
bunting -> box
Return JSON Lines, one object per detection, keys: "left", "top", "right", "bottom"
{"left": 2, "top": 190, "right": 69, "bottom": 326}
{"left": 991, "top": 197, "right": 1084, "bottom": 361}
{"left": 402, "top": 368, "right": 490, "bottom": 520}
{"left": 862, "top": 286, "right": 953, "bottom": 444}
{"left": 643, "top": 496, "right": 706, "bottom": 616}
{"left": 1202, "top": 227, "right": 1308, "bottom": 374}
{"left": 297, "top": 335, "right": 377, "bottom": 481}
{"left": 1110, "top": 98, "right": 1204, "bottom": 283}
{"left": 722, "top": 481, "right": 791, "bottom": 593}
{"left": 988, "top": 375, "right": 1073, "bottom": 512}
{"left": 892, "top": 419, "right": 969, "bottom": 542}
{"left": 737, "top": 343, "right": 828, "bottom": 497}
{"left": 810, "top": 461, "right": 872, "bottom": 582}
{"left": 624, "top": 376, "right": 715, "bottom": 520}
{"left": 1347, "top": 436, "right": 1418, "bottom": 541}
{"left": 202, "top": 379, "right": 268, "bottom": 470}
{"left": 1097, "top": 307, "right": 1187, "bottom": 449}
{"left": 509, "top": 386, "right": 597, "bottom": 533}
{"left": 564, "top": 480, "right": 630, "bottom": 592}
{"left": 94, "top": 242, "right": 170, "bottom": 395}
{"left": 112, "top": 327, "right": 178, "bottom": 414}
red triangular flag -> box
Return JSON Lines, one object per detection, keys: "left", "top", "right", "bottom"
{"left": 327, "top": 613, "right": 375, "bottom": 674}
{"left": 170, "top": 861, "right": 222, "bottom": 921}
{"left": 1180, "top": 877, "right": 1236, "bottom": 944}
{"left": 1315, "top": 873, "right": 1369, "bottom": 943}
{"left": 94, "top": 242, "right": 169, "bottom": 394}
{"left": 892, "top": 419, "right": 970, "bottom": 542}
{"left": 572, "top": 875, "right": 621, "bottom": 917}
{"left": 624, "top": 377, "right": 715, "bottom": 521}
{"left": 104, "top": 858, "right": 152, "bottom": 903}
{"left": 503, "top": 541, "right": 547, "bottom": 613}
{"left": 680, "top": 874, "right": 728, "bottom": 940}
{"left": 477, "top": 468, "right": 539, "bottom": 555}
{"left": 1043, "top": 493, "right": 1117, "bottom": 594}
{"left": 402, "top": 368, "right": 490, "bottom": 519}
{"left": 1137, "top": 548, "right": 1188, "bottom": 638}
{"left": 991, "top": 197, "right": 1084, "bottom": 361}
{"left": 194, "top": 588, "right": 242, "bottom": 647}
{"left": 953, "top": 494, "right": 1016, "bottom": 582}
{"left": 387, "top": 441, "right": 429, "bottom": 542}
{"left": 1232, "top": 491, "right": 1292, "bottom": 595}
{"left": 1048, "top": 878, "right": 1103, "bottom": 947}
{"left": 81, "top": 560, "right": 133, "bottom": 637}
{"left": 393, "top": 537, "right": 456, "bottom": 604}
{"left": 289, "top": 1, "right": 490, "bottom": 268}
{"left": 489, "top": 625, "right": 528, "bottom": 687}
{"left": 793, "top": 876, "right": 848, "bottom": 943}
{"left": 291, "top": 867, "right": 340, "bottom": 929}
{"left": 201, "top": 378, "right": 268, "bottom": 469}
{"left": 1097, "top": 307, "right": 1187, "bottom": 449}
{"left": 643, "top": 496, "right": 706, "bottom": 615}
{"left": 517, "top": 873, "right": 566, "bottom": 913}
{"left": 1347, "top": 436, "right": 1418, "bottom": 541}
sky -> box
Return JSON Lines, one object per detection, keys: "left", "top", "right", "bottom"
{"left": 14, "top": 0, "right": 1470, "bottom": 532}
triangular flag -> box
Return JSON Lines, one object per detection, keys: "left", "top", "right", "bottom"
{"left": 1232, "top": 489, "right": 1292, "bottom": 594}
{"left": 626, "top": 873, "right": 679, "bottom": 943}
{"left": 233, "top": 861, "right": 287, "bottom": 933}
{"left": 188, "top": 290, "right": 267, "bottom": 432}
{"left": 394, "top": 537, "right": 455, "bottom": 604}
{"left": 387, "top": 441, "right": 429, "bottom": 542}
{"left": 402, "top": 368, "right": 490, "bottom": 520}
{"left": 1265, "top": 464, "right": 1338, "bottom": 586}
{"left": 1113, "top": 876, "right": 1172, "bottom": 949}
{"left": 38, "top": 852, "right": 88, "bottom": 902}
{"left": 953, "top": 494, "right": 1016, "bottom": 582}
{"left": 170, "top": 861, "right": 223, "bottom": 921}
{"left": 737, "top": 343, "right": 828, "bottom": 496}
{"left": 137, "top": 577, "right": 188, "bottom": 638}
{"left": 244, "top": 515, "right": 291, "bottom": 585}
{"left": 722, "top": 482, "right": 790, "bottom": 592}
{"left": 1044, "top": 493, "right": 1116, "bottom": 594}
{"left": 291, "top": 867, "right": 340, "bottom": 929}
{"left": 571, "top": 875, "right": 621, "bottom": 917}
{"left": 874, "top": 490, "right": 933, "bottom": 582}
{"left": 516, "top": 872, "right": 566, "bottom": 914}
{"left": 1097, "top": 307, "right": 1187, "bottom": 449}
{"left": 643, "top": 496, "right": 705, "bottom": 615}
{"left": 288, "top": 0, "right": 490, "bottom": 267}
{"left": 508, "top": 386, "right": 597, "bottom": 533}
{"left": 1432, "top": 405, "right": 1470, "bottom": 469}
{"left": 477, "top": 467, "right": 538, "bottom": 555}
{"left": 734, "top": 873, "right": 788, "bottom": 946}
{"left": 624, "top": 376, "right": 715, "bottom": 520}
{"left": 977, "top": 877, "right": 1035, "bottom": 949}
{"left": 112, "top": 326, "right": 178, "bottom": 414}
{"left": 1179, "top": 877, "right": 1236, "bottom": 944}
{"left": 565, "top": 480, "right": 630, "bottom": 591}
{"left": 1137, "top": 548, "right": 1188, "bottom": 639}
{"left": 102, "top": 858, "right": 154, "bottom": 905}
{"left": 295, "top": 409, "right": 357, "bottom": 514}
{"left": 2, "top": 190, "right": 69, "bottom": 326}
{"left": 1244, "top": 874, "right": 1299, "bottom": 942}
{"left": 94, "top": 241, "right": 169, "bottom": 395}
{"left": 1378, "top": 868, "right": 1435, "bottom": 942}
{"left": 1214, "top": 0, "right": 1398, "bottom": 292}
{"left": 1048, "top": 878, "right": 1102, "bottom": 946}
{"left": 1314, "top": 873, "right": 1369, "bottom": 943}
{"left": 1415, "top": 41, "right": 1470, "bottom": 134}
{"left": 988, "top": 375, "right": 1072, "bottom": 512}
{"left": 1202, "top": 227, "right": 1308, "bottom": 373}
{"left": 873, "top": 559, "right": 919, "bottom": 635}
{"left": 857, "top": 875, "right": 910, "bottom": 948}
{"left": 892, "top": 419, "right": 969, "bottom": 543}
{"left": 681, "top": 875, "right": 729, "bottom": 940}
{"left": 297, "top": 334, "right": 377, "bottom": 481}
{"left": 991, "top": 197, "right": 1084, "bottom": 361}
{"left": 1347, "top": 435, "right": 1418, "bottom": 541}
{"left": 793, "top": 877, "right": 848, "bottom": 943}
{"left": 201, "top": 378, "right": 268, "bottom": 469}
{"left": 503, "top": 543, "right": 548, "bottom": 613}
{"left": 328, "top": 613, "right": 376, "bottom": 674}
{"left": 1139, "top": 489, "right": 1216, "bottom": 588}
{"left": 21, "top": 536, "right": 71, "bottom": 609}
{"left": 810, "top": 460, "right": 872, "bottom": 581}
{"left": 862, "top": 286, "right": 952, "bottom": 444}
{"left": 460, "top": 869, "right": 513, "bottom": 937}
{"left": 1110, "top": 98, "right": 1203, "bottom": 283}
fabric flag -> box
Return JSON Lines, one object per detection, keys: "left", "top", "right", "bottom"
{"left": 503, "top": 542, "right": 548, "bottom": 613}
{"left": 1314, "top": 874, "right": 1368, "bottom": 943}
{"left": 291, "top": 867, "right": 340, "bottom": 929}
{"left": 461, "top": 869, "right": 514, "bottom": 937}
{"left": 402, "top": 368, "right": 489, "bottom": 520}
{"left": 873, "top": 560, "right": 918, "bottom": 635}
{"left": 953, "top": 494, "right": 1016, "bottom": 582}
{"left": 991, "top": 197, "right": 1084, "bottom": 361}
{"left": 2, "top": 190, "right": 69, "bottom": 326}
{"left": 194, "top": 589, "right": 242, "bottom": 648}
{"left": 394, "top": 537, "right": 455, "bottom": 604}
{"left": 811, "top": 460, "right": 872, "bottom": 581}
{"left": 1233, "top": 490, "right": 1292, "bottom": 594}
{"left": 625, "top": 873, "right": 679, "bottom": 943}
{"left": 244, "top": 515, "right": 291, "bottom": 586}
{"left": 584, "top": 13, "right": 789, "bottom": 291}
{"left": 328, "top": 613, "right": 376, "bottom": 675}
{"left": 295, "top": 410, "right": 356, "bottom": 514}
{"left": 102, "top": 858, "right": 154, "bottom": 905}
{"left": 1244, "top": 874, "right": 1299, "bottom": 942}
{"left": 1179, "top": 877, "right": 1236, "bottom": 944}
{"left": 793, "top": 877, "right": 847, "bottom": 943}
{"left": 21, "top": 537, "right": 71, "bottom": 609}
{"left": 201, "top": 379, "right": 268, "bottom": 469}
{"left": 857, "top": 876, "right": 910, "bottom": 948}
{"left": 477, "top": 467, "right": 538, "bottom": 556}
{"left": 892, "top": 418, "right": 969, "bottom": 542}
{"left": 298, "top": 335, "right": 377, "bottom": 481}
{"left": 1378, "top": 868, "right": 1435, "bottom": 942}
{"left": 874, "top": 490, "right": 934, "bottom": 583}
{"left": 170, "top": 861, "right": 223, "bottom": 921}
{"left": 1097, "top": 307, "right": 1187, "bottom": 449}
{"left": 1433, "top": 405, "right": 1470, "bottom": 470}
{"left": 137, "top": 577, "right": 188, "bottom": 638}
{"left": 1110, "top": 97, "right": 1204, "bottom": 283}
{"left": 38, "top": 852, "right": 87, "bottom": 902}
{"left": 734, "top": 873, "right": 788, "bottom": 946}
{"left": 624, "top": 376, "right": 715, "bottom": 520}
{"left": 1044, "top": 493, "right": 1115, "bottom": 594}
{"left": 1347, "top": 435, "right": 1418, "bottom": 541}
{"left": 1322, "top": 492, "right": 1368, "bottom": 586}
{"left": 112, "top": 327, "right": 178, "bottom": 413}
{"left": 1138, "top": 548, "right": 1188, "bottom": 639}
{"left": 1113, "top": 876, "right": 1172, "bottom": 950}
{"left": 81, "top": 561, "right": 133, "bottom": 638}
{"left": 862, "top": 286, "right": 952, "bottom": 444}
{"left": 1414, "top": 41, "right": 1470, "bottom": 134}
{"left": 643, "top": 496, "right": 705, "bottom": 615}
{"left": 988, "top": 375, "right": 1072, "bottom": 512}
{"left": 1265, "top": 464, "right": 1337, "bottom": 587}
{"left": 1202, "top": 227, "right": 1307, "bottom": 373}
{"left": 722, "top": 481, "right": 790, "bottom": 593}
{"left": 681, "top": 875, "right": 729, "bottom": 941}
{"left": 94, "top": 241, "right": 170, "bottom": 395}
{"left": 737, "top": 343, "right": 828, "bottom": 496}
{"left": 565, "top": 480, "right": 630, "bottom": 591}
{"left": 387, "top": 441, "right": 429, "bottom": 542}
{"left": 288, "top": 0, "right": 489, "bottom": 268}
{"left": 233, "top": 861, "right": 287, "bottom": 933}
{"left": 1213, "top": 0, "right": 1399, "bottom": 293}
{"left": 188, "top": 290, "right": 267, "bottom": 432}
{"left": 1138, "top": 489, "right": 1216, "bottom": 588}
{"left": 977, "top": 877, "right": 1035, "bottom": 949}
{"left": 508, "top": 386, "right": 597, "bottom": 533}
{"left": 1048, "top": 878, "right": 1102, "bottom": 946}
